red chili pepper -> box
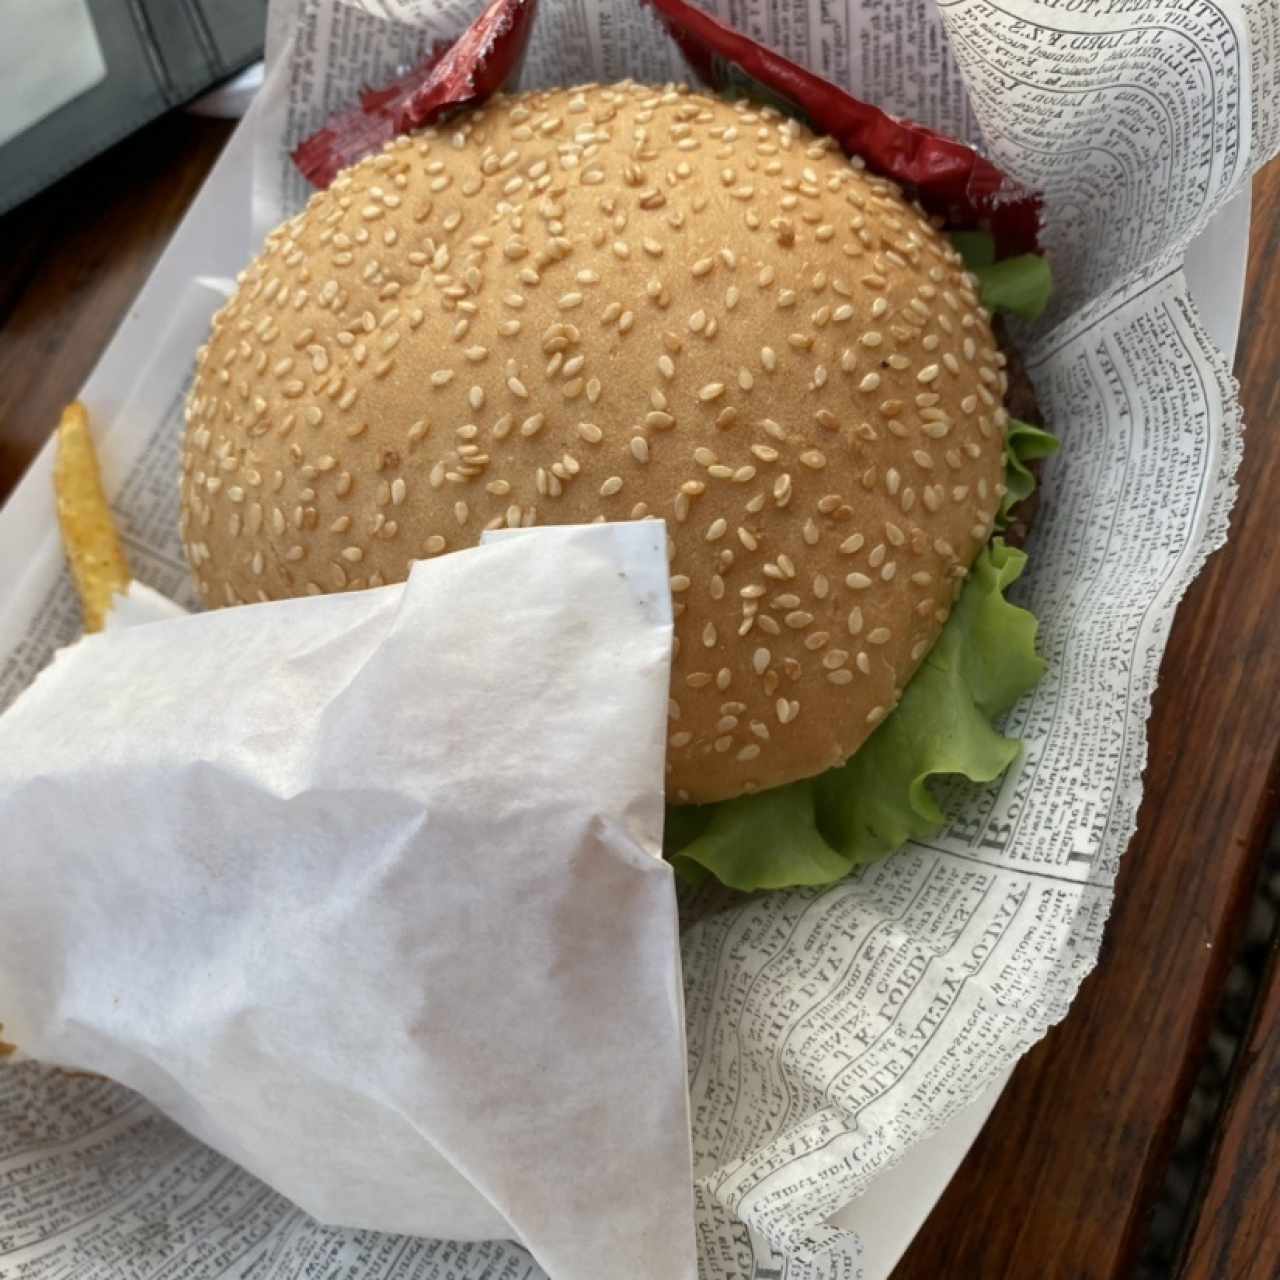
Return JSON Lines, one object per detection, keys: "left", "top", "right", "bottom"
{"left": 292, "top": 0, "right": 539, "bottom": 190}
{"left": 646, "top": 0, "right": 1040, "bottom": 255}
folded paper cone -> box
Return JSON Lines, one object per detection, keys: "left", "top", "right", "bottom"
{"left": 0, "top": 522, "right": 696, "bottom": 1280}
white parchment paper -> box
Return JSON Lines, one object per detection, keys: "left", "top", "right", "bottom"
{"left": 0, "top": 523, "right": 697, "bottom": 1280}
{"left": 1, "top": 1, "right": 1277, "bottom": 1277}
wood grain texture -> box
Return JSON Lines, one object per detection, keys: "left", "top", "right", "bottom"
{"left": 892, "top": 160, "right": 1280, "bottom": 1279}
{"left": 1179, "top": 934, "right": 1280, "bottom": 1280}
{"left": 1174, "top": 166, "right": 1280, "bottom": 1280}
{"left": 0, "top": 110, "right": 1277, "bottom": 1280}
{"left": 0, "top": 112, "right": 234, "bottom": 500}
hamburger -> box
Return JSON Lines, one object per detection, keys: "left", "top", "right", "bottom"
{"left": 181, "top": 81, "right": 1042, "bottom": 837}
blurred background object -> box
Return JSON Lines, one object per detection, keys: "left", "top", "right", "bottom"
{"left": 0, "top": 0, "right": 265, "bottom": 215}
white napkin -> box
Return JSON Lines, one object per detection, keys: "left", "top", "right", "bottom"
{"left": 0, "top": 522, "right": 696, "bottom": 1280}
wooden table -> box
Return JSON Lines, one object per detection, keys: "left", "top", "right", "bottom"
{"left": 1, "top": 113, "right": 1277, "bottom": 1280}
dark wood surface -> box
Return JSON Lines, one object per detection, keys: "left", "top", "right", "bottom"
{"left": 0, "top": 112, "right": 235, "bottom": 499}
{"left": 0, "top": 111, "right": 1277, "bottom": 1280}
{"left": 1181, "top": 927, "right": 1280, "bottom": 1280}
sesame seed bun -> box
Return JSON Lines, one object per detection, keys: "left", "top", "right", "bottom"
{"left": 181, "top": 81, "right": 1009, "bottom": 805}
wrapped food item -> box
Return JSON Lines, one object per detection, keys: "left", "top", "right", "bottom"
{"left": 0, "top": 0, "right": 1269, "bottom": 1277}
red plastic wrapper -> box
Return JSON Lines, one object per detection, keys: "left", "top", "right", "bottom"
{"left": 647, "top": 0, "right": 1040, "bottom": 256}
{"left": 292, "top": 0, "right": 1038, "bottom": 255}
{"left": 292, "top": 0, "right": 538, "bottom": 190}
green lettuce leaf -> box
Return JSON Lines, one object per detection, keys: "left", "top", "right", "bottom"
{"left": 668, "top": 541, "right": 1044, "bottom": 889}
{"left": 1000, "top": 419, "right": 1060, "bottom": 522}
{"left": 951, "top": 230, "right": 1053, "bottom": 322}
{"left": 665, "top": 424, "right": 1060, "bottom": 892}
{"left": 949, "top": 229, "right": 997, "bottom": 269}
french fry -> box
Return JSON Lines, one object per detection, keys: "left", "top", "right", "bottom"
{"left": 53, "top": 402, "right": 131, "bottom": 632}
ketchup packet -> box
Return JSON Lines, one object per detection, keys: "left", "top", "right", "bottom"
{"left": 292, "top": 0, "right": 539, "bottom": 189}
{"left": 646, "top": 0, "right": 1040, "bottom": 255}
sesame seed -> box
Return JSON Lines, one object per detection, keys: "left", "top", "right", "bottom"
{"left": 705, "top": 518, "right": 727, "bottom": 542}
{"left": 799, "top": 450, "right": 827, "bottom": 469}
{"left": 699, "top": 382, "right": 726, "bottom": 401}
{"left": 703, "top": 622, "right": 717, "bottom": 647}
{"left": 917, "top": 364, "right": 940, "bottom": 383}
{"left": 600, "top": 475, "right": 624, "bottom": 497}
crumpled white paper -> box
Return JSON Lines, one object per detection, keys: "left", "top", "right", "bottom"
{"left": 0, "top": 521, "right": 697, "bottom": 1280}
